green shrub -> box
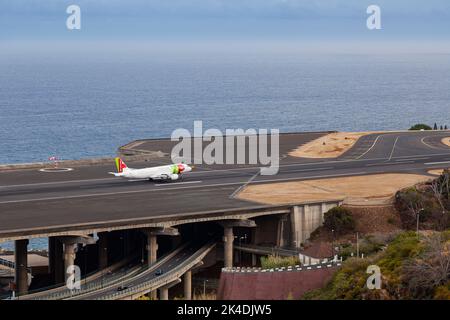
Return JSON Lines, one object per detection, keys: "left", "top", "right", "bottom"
{"left": 260, "top": 255, "right": 300, "bottom": 269}
{"left": 303, "top": 232, "right": 424, "bottom": 300}
{"left": 434, "top": 282, "right": 450, "bottom": 300}
{"left": 409, "top": 123, "right": 432, "bottom": 130}
{"left": 323, "top": 207, "right": 356, "bottom": 235}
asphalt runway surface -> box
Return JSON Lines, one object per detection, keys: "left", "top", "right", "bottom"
{"left": 1, "top": 131, "right": 450, "bottom": 238}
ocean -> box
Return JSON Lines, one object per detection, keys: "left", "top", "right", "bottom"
{"left": 1, "top": 50, "right": 450, "bottom": 250}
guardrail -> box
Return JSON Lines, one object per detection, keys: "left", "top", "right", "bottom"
{"left": 222, "top": 261, "right": 342, "bottom": 273}
{"left": 97, "top": 242, "right": 216, "bottom": 300}
{"left": 66, "top": 243, "right": 190, "bottom": 300}
{"left": 0, "top": 257, "right": 15, "bottom": 269}
{"left": 234, "top": 244, "right": 301, "bottom": 257}
{"left": 17, "top": 253, "right": 141, "bottom": 300}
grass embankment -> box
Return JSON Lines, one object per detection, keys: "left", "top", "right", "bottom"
{"left": 303, "top": 231, "right": 450, "bottom": 300}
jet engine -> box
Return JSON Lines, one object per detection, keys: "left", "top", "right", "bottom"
{"left": 169, "top": 174, "right": 179, "bottom": 180}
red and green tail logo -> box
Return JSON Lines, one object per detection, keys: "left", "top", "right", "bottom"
{"left": 115, "top": 158, "right": 127, "bottom": 173}
{"left": 171, "top": 164, "right": 185, "bottom": 174}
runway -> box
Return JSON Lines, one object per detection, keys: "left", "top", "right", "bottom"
{"left": 1, "top": 131, "right": 450, "bottom": 238}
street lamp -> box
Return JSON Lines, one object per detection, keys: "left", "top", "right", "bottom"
{"left": 203, "top": 279, "right": 209, "bottom": 297}
{"left": 238, "top": 235, "right": 247, "bottom": 267}
{"left": 119, "top": 235, "right": 126, "bottom": 289}
{"left": 356, "top": 232, "right": 359, "bottom": 259}
{"left": 417, "top": 208, "right": 424, "bottom": 238}
{"left": 331, "top": 229, "right": 335, "bottom": 257}
{"left": 81, "top": 245, "right": 88, "bottom": 288}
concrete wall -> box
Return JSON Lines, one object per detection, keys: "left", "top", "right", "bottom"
{"left": 290, "top": 202, "right": 340, "bottom": 248}
{"left": 251, "top": 201, "right": 341, "bottom": 249}
{"left": 218, "top": 265, "right": 338, "bottom": 300}
{"left": 252, "top": 215, "right": 280, "bottom": 246}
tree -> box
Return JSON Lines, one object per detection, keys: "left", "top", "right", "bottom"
{"left": 323, "top": 207, "right": 355, "bottom": 235}
{"left": 441, "top": 125, "right": 444, "bottom": 130}
{"left": 403, "top": 234, "right": 450, "bottom": 298}
{"left": 409, "top": 124, "right": 432, "bottom": 131}
{"left": 434, "top": 123, "right": 438, "bottom": 130}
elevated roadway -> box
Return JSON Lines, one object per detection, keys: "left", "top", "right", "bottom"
{"left": 1, "top": 131, "right": 450, "bottom": 241}
{"left": 70, "top": 242, "right": 215, "bottom": 300}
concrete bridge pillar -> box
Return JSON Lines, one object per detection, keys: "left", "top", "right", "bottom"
{"left": 147, "top": 233, "right": 158, "bottom": 301}
{"left": 159, "top": 287, "right": 169, "bottom": 300}
{"left": 220, "top": 220, "right": 256, "bottom": 268}
{"left": 183, "top": 270, "right": 192, "bottom": 300}
{"left": 98, "top": 232, "right": 108, "bottom": 270}
{"left": 146, "top": 234, "right": 158, "bottom": 266}
{"left": 143, "top": 227, "right": 179, "bottom": 267}
{"left": 64, "top": 243, "right": 77, "bottom": 281}
{"left": 277, "top": 214, "right": 290, "bottom": 247}
{"left": 14, "top": 239, "right": 29, "bottom": 295}
{"left": 252, "top": 253, "right": 257, "bottom": 267}
{"left": 48, "top": 237, "right": 64, "bottom": 284}
{"left": 223, "top": 226, "right": 234, "bottom": 268}
{"left": 290, "top": 205, "right": 304, "bottom": 249}
{"left": 59, "top": 236, "right": 97, "bottom": 281}
{"left": 158, "top": 279, "right": 181, "bottom": 300}
{"left": 142, "top": 227, "right": 179, "bottom": 299}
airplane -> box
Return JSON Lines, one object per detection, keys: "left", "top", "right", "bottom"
{"left": 109, "top": 157, "right": 193, "bottom": 181}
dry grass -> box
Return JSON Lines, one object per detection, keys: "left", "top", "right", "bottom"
{"left": 441, "top": 137, "right": 450, "bottom": 147}
{"left": 289, "top": 132, "right": 376, "bottom": 158}
{"left": 237, "top": 173, "right": 433, "bottom": 206}
{"left": 428, "top": 169, "right": 445, "bottom": 176}
{"left": 193, "top": 293, "right": 217, "bottom": 300}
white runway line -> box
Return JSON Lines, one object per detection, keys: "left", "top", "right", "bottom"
{"left": 395, "top": 157, "right": 428, "bottom": 162}
{"left": 229, "top": 170, "right": 260, "bottom": 199}
{"left": 154, "top": 181, "right": 202, "bottom": 186}
{"left": 287, "top": 167, "right": 334, "bottom": 173}
{"left": 386, "top": 136, "right": 400, "bottom": 161}
{"left": 355, "top": 135, "right": 382, "bottom": 160}
{"left": 0, "top": 177, "right": 118, "bottom": 189}
{"left": 366, "top": 161, "right": 414, "bottom": 167}
{"left": 424, "top": 161, "right": 450, "bottom": 166}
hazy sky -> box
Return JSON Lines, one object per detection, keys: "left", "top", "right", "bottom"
{"left": 1, "top": 1, "right": 450, "bottom": 51}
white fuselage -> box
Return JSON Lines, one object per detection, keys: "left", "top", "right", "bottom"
{"left": 113, "top": 163, "right": 191, "bottom": 181}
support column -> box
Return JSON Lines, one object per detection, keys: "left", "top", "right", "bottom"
{"left": 64, "top": 243, "right": 77, "bottom": 281}
{"left": 290, "top": 205, "right": 304, "bottom": 249}
{"left": 142, "top": 227, "right": 179, "bottom": 300}
{"left": 53, "top": 239, "right": 64, "bottom": 284}
{"left": 159, "top": 287, "right": 169, "bottom": 300}
{"left": 183, "top": 270, "right": 192, "bottom": 300}
{"left": 145, "top": 230, "right": 158, "bottom": 300}
{"left": 277, "top": 214, "right": 289, "bottom": 247}
{"left": 14, "top": 239, "right": 29, "bottom": 295}
{"left": 158, "top": 279, "right": 181, "bottom": 300}
{"left": 98, "top": 232, "right": 108, "bottom": 270}
{"left": 147, "top": 234, "right": 158, "bottom": 266}
{"left": 48, "top": 237, "right": 64, "bottom": 284}
{"left": 58, "top": 235, "right": 96, "bottom": 283}
{"left": 48, "top": 237, "right": 55, "bottom": 274}
{"left": 223, "top": 227, "right": 234, "bottom": 268}
{"left": 252, "top": 254, "right": 257, "bottom": 267}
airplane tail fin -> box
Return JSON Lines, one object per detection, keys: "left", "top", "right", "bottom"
{"left": 115, "top": 157, "right": 128, "bottom": 173}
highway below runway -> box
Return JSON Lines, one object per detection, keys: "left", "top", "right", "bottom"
{"left": 1, "top": 131, "right": 450, "bottom": 238}
{"left": 69, "top": 244, "right": 199, "bottom": 300}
